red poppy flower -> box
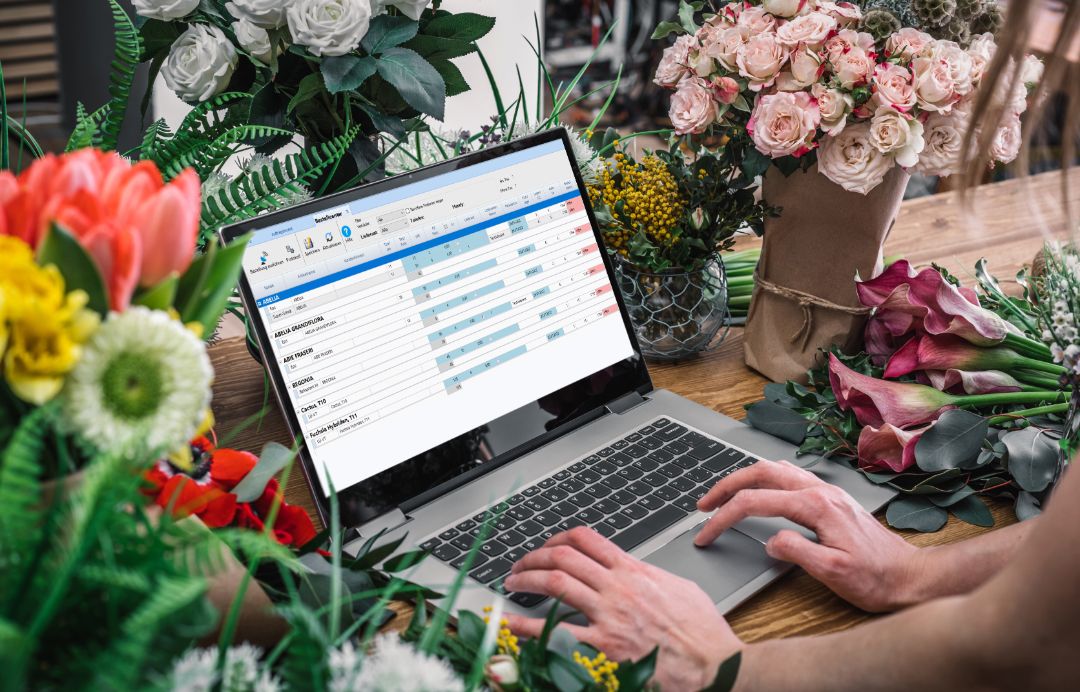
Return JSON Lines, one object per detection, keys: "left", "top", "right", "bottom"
{"left": 210, "top": 448, "right": 258, "bottom": 490}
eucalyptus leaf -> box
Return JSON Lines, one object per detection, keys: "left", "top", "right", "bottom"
{"left": 376, "top": 47, "right": 447, "bottom": 119}
{"left": 863, "top": 471, "right": 901, "bottom": 485}
{"left": 950, "top": 494, "right": 994, "bottom": 527}
{"left": 36, "top": 224, "right": 109, "bottom": 316}
{"left": 763, "top": 382, "right": 799, "bottom": 408}
{"left": 885, "top": 496, "right": 948, "bottom": 532}
{"left": 745, "top": 400, "right": 808, "bottom": 445}
{"left": 914, "top": 409, "right": 989, "bottom": 472}
{"left": 232, "top": 442, "right": 295, "bottom": 503}
{"left": 1003, "top": 427, "right": 1059, "bottom": 492}
{"left": 928, "top": 485, "right": 976, "bottom": 507}
{"left": 1015, "top": 490, "right": 1042, "bottom": 521}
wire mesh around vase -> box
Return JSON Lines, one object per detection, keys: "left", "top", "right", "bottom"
{"left": 613, "top": 252, "right": 731, "bottom": 361}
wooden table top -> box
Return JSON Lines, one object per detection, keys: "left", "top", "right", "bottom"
{"left": 208, "top": 167, "right": 1079, "bottom": 642}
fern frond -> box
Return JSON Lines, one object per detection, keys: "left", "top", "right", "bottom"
{"left": 0, "top": 405, "right": 51, "bottom": 608}
{"left": 79, "top": 565, "right": 152, "bottom": 594}
{"left": 98, "top": 0, "right": 142, "bottom": 150}
{"left": 161, "top": 124, "right": 295, "bottom": 180}
{"left": 148, "top": 92, "right": 251, "bottom": 171}
{"left": 65, "top": 103, "right": 107, "bottom": 152}
{"left": 200, "top": 128, "right": 358, "bottom": 235}
{"left": 138, "top": 118, "right": 173, "bottom": 162}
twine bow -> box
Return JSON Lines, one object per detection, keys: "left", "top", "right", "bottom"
{"left": 753, "top": 272, "right": 870, "bottom": 350}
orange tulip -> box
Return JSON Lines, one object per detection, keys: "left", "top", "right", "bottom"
{"left": 0, "top": 150, "right": 201, "bottom": 311}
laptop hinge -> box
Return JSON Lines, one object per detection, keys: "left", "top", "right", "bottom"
{"left": 354, "top": 508, "right": 409, "bottom": 540}
{"left": 606, "top": 390, "right": 647, "bottom": 415}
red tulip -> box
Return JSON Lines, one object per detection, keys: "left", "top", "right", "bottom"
{"left": 0, "top": 150, "right": 201, "bottom": 310}
{"left": 828, "top": 353, "right": 956, "bottom": 428}
{"left": 857, "top": 422, "right": 930, "bottom": 472}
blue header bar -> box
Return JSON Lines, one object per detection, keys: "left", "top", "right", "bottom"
{"left": 255, "top": 189, "right": 581, "bottom": 307}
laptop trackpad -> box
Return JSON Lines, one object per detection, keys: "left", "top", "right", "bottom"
{"left": 643, "top": 524, "right": 780, "bottom": 604}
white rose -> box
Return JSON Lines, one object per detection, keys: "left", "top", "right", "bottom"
{"left": 736, "top": 33, "right": 789, "bottom": 91}
{"left": 736, "top": 6, "right": 778, "bottom": 38}
{"left": 748, "top": 90, "right": 820, "bottom": 158}
{"left": 375, "top": 0, "right": 431, "bottom": 21}
{"left": 990, "top": 113, "right": 1022, "bottom": 164}
{"left": 886, "top": 27, "right": 933, "bottom": 61}
{"left": 868, "top": 105, "right": 924, "bottom": 167}
{"left": 916, "top": 111, "right": 967, "bottom": 177}
{"left": 162, "top": 24, "right": 238, "bottom": 103}
{"left": 812, "top": 82, "right": 853, "bottom": 135}
{"left": 763, "top": 0, "right": 805, "bottom": 19}
{"left": 817, "top": 121, "right": 894, "bottom": 194}
{"left": 132, "top": 0, "right": 199, "bottom": 21}
{"left": 776, "top": 12, "right": 836, "bottom": 49}
{"left": 226, "top": 0, "right": 287, "bottom": 28}
{"left": 654, "top": 35, "right": 696, "bottom": 88}
{"left": 233, "top": 18, "right": 275, "bottom": 63}
{"left": 776, "top": 44, "right": 822, "bottom": 91}
{"left": 703, "top": 27, "right": 745, "bottom": 72}
{"left": 817, "top": 1, "right": 862, "bottom": 27}
{"left": 287, "top": 0, "right": 371, "bottom": 57}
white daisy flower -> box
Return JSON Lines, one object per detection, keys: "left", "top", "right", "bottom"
{"left": 165, "top": 648, "right": 218, "bottom": 692}
{"left": 222, "top": 644, "right": 263, "bottom": 692}
{"left": 61, "top": 307, "right": 213, "bottom": 458}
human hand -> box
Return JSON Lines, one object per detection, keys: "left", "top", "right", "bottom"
{"left": 503, "top": 527, "right": 741, "bottom": 691}
{"left": 695, "top": 459, "right": 921, "bottom": 613}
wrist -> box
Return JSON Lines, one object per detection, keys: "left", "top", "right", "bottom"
{"left": 886, "top": 545, "right": 938, "bottom": 610}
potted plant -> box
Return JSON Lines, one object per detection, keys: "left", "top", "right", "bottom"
{"left": 586, "top": 136, "right": 771, "bottom": 360}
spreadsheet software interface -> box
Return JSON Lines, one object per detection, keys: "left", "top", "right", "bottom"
{"left": 242, "top": 140, "right": 636, "bottom": 493}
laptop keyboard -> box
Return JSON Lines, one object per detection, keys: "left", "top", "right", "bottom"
{"left": 417, "top": 417, "right": 760, "bottom": 608}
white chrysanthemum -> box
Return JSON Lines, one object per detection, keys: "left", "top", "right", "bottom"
{"left": 165, "top": 648, "right": 218, "bottom": 692}
{"left": 351, "top": 635, "right": 464, "bottom": 692}
{"left": 61, "top": 307, "right": 213, "bottom": 457}
{"left": 328, "top": 641, "right": 364, "bottom": 692}
{"left": 221, "top": 644, "right": 263, "bottom": 692}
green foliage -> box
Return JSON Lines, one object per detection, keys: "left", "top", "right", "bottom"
{"left": 100, "top": 0, "right": 142, "bottom": 150}
{"left": 36, "top": 224, "right": 110, "bottom": 317}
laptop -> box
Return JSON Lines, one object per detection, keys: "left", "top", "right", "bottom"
{"left": 222, "top": 128, "right": 894, "bottom": 618}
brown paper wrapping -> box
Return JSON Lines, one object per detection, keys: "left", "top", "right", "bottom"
{"left": 743, "top": 164, "right": 909, "bottom": 383}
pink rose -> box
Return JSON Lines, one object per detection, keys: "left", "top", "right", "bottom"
{"left": 703, "top": 26, "right": 746, "bottom": 72}
{"left": 915, "top": 111, "right": 969, "bottom": 177}
{"left": 817, "top": 1, "right": 862, "bottom": 27}
{"left": 868, "top": 105, "right": 924, "bottom": 168}
{"left": 812, "top": 83, "right": 853, "bottom": 135}
{"left": 966, "top": 32, "right": 995, "bottom": 83}
{"left": 710, "top": 75, "right": 741, "bottom": 104}
{"left": 823, "top": 28, "right": 874, "bottom": 64}
{"left": 713, "top": 1, "right": 744, "bottom": 27}
{"left": 736, "top": 33, "right": 790, "bottom": 91}
{"left": 990, "top": 112, "right": 1022, "bottom": 164}
{"left": 736, "top": 6, "right": 778, "bottom": 37}
{"left": 934, "top": 40, "right": 974, "bottom": 97}
{"left": 776, "top": 12, "right": 837, "bottom": 49}
{"left": 817, "top": 121, "right": 894, "bottom": 194}
{"left": 748, "top": 91, "right": 820, "bottom": 158}
{"left": 869, "top": 62, "right": 916, "bottom": 112}
{"left": 911, "top": 48, "right": 962, "bottom": 112}
{"left": 653, "top": 34, "right": 696, "bottom": 88}
{"left": 669, "top": 77, "right": 719, "bottom": 134}
{"left": 762, "top": 0, "right": 806, "bottom": 19}
{"left": 831, "top": 45, "right": 875, "bottom": 89}
{"left": 885, "top": 27, "right": 933, "bottom": 61}
{"left": 776, "top": 44, "right": 823, "bottom": 90}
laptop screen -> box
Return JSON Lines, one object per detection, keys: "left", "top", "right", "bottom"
{"left": 233, "top": 132, "right": 648, "bottom": 523}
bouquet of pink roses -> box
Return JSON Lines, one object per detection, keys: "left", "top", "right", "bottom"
{"left": 653, "top": 1, "right": 1042, "bottom": 194}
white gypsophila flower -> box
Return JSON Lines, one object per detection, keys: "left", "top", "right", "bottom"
{"left": 353, "top": 635, "right": 464, "bottom": 692}
{"left": 162, "top": 24, "right": 239, "bottom": 103}
{"left": 132, "top": 0, "right": 199, "bottom": 20}
{"left": 61, "top": 307, "right": 213, "bottom": 458}
{"left": 233, "top": 18, "right": 276, "bottom": 63}
{"left": 328, "top": 641, "right": 364, "bottom": 692}
{"left": 221, "top": 644, "right": 263, "bottom": 692}
{"left": 374, "top": 0, "right": 431, "bottom": 21}
{"left": 227, "top": 0, "right": 288, "bottom": 28}
{"left": 253, "top": 671, "right": 284, "bottom": 692}
{"left": 288, "top": 0, "right": 372, "bottom": 57}
{"left": 165, "top": 648, "right": 218, "bottom": 692}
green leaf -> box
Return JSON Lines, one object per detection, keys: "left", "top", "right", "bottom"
{"left": 232, "top": 442, "right": 295, "bottom": 503}
{"left": 381, "top": 548, "right": 428, "bottom": 573}
{"left": 928, "top": 485, "right": 976, "bottom": 507}
{"left": 402, "top": 35, "right": 477, "bottom": 62}
{"left": 702, "top": 651, "right": 741, "bottom": 692}
{"left": 885, "top": 496, "right": 948, "bottom": 532}
{"left": 138, "top": 18, "right": 181, "bottom": 59}
{"left": 288, "top": 72, "right": 327, "bottom": 112}
{"left": 375, "top": 47, "right": 446, "bottom": 119}
{"left": 430, "top": 58, "right": 470, "bottom": 97}
{"left": 321, "top": 55, "right": 378, "bottom": 94}
{"left": 175, "top": 234, "right": 251, "bottom": 338}
{"left": 549, "top": 651, "right": 592, "bottom": 692}
{"left": 740, "top": 146, "right": 771, "bottom": 182}
{"left": 863, "top": 470, "right": 901, "bottom": 484}
{"left": 950, "top": 494, "right": 994, "bottom": 527}
{"left": 1003, "top": 427, "right": 1059, "bottom": 492}
{"left": 745, "top": 400, "right": 808, "bottom": 445}
{"left": 361, "top": 14, "right": 419, "bottom": 54}
{"left": 456, "top": 609, "right": 486, "bottom": 647}
{"left": 1015, "top": 490, "right": 1042, "bottom": 521}
{"left": 651, "top": 21, "right": 685, "bottom": 39}
{"left": 678, "top": 0, "right": 700, "bottom": 34}
{"left": 36, "top": 224, "right": 109, "bottom": 316}
{"left": 133, "top": 275, "right": 178, "bottom": 311}
{"left": 421, "top": 12, "right": 496, "bottom": 42}
{"left": 914, "top": 409, "right": 989, "bottom": 472}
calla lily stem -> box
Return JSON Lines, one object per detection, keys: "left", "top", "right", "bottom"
{"left": 954, "top": 390, "right": 1067, "bottom": 409}
{"left": 1003, "top": 332, "right": 1053, "bottom": 361}
{"left": 987, "top": 403, "right": 1070, "bottom": 425}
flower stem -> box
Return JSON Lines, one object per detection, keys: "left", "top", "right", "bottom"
{"left": 1013, "top": 371, "right": 1067, "bottom": 391}
{"left": 954, "top": 390, "right": 1067, "bottom": 409}
{"left": 987, "top": 403, "right": 1070, "bottom": 425}
{"left": 1003, "top": 332, "right": 1053, "bottom": 361}
{"left": 1013, "top": 356, "right": 1068, "bottom": 376}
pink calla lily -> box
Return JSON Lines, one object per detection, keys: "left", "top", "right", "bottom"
{"left": 857, "top": 422, "right": 931, "bottom": 472}
{"left": 884, "top": 333, "right": 1023, "bottom": 379}
{"left": 923, "top": 369, "right": 1024, "bottom": 394}
{"left": 828, "top": 354, "right": 957, "bottom": 428}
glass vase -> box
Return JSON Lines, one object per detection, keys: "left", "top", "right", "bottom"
{"left": 612, "top": 252, "right": 730, "bottom": 362}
